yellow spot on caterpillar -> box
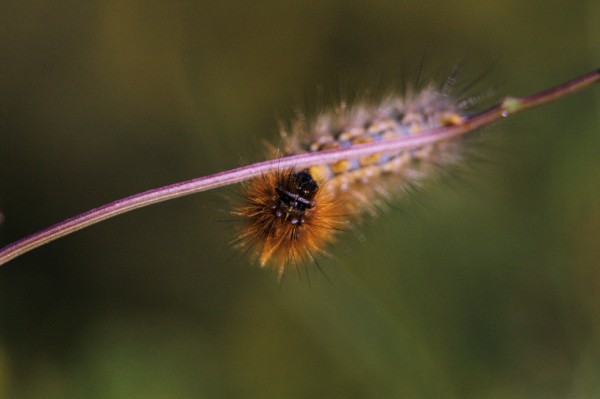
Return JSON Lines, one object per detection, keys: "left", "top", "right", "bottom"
{"left": 331, "top": 159, "right": 351, "bottom": 174}
{"left": 339, "top": 127, "right": 365, "bottom": 141}
{"left": 440, "top": 112, "right": 463, "bottom": 126}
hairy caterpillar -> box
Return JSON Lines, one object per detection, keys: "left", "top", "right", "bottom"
{"left": 234, "top": 77, "right": 470, "bottom": 277}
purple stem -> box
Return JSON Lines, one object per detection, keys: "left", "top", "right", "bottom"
{"left": 0, "top": 69, "right": 598, "bottom": 266}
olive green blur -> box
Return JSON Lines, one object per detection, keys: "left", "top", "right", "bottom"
{"left": 0, "top": 1, "right": 599, "bottom": 398}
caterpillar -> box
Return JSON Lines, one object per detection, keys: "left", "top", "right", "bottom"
{"left": 234, "top": 79, "right": 469, "bottom": 277}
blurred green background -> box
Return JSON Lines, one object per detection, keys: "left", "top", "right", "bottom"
{"left": 1, "top": 1, "right": 599, "bottom": 398}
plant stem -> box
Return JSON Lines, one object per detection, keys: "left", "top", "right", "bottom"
{"left": 0, "top": 69, "right": 598, "bottom": 267}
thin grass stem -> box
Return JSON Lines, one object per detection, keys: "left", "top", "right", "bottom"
{"left": 0, "top": 69, "right": 598, "bottom": 266}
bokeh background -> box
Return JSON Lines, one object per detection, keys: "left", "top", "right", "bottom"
{"left": 1, "top": 1, "right": 599, "bottom": 398}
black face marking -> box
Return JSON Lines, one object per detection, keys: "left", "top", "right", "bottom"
{"left": 273, "top": 171, "right": 319, "bottom": 225}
